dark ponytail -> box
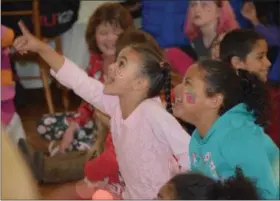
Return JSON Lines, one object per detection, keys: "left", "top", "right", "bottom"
{"left": 237, "top": 69, "right": 270, "bottom": 128}
{"left": 129, "top": 42, "right": 174, "bottom": 114}
{"left": 213, "top": 167, "right": 260, "bottom": 200}
{"left": 162, "top": 63, "right": 172, "bottom": 114}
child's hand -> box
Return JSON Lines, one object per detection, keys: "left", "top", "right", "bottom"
{"left": 76, "top": 179, "right": 98, "bottom": 199}
{"left": 59, "top": 122, "right": 78, "bottom": 153}
{"left": 13, "top": 21, "right": 44, "bottom": 54}
{"left": 241, "top": 2, "right": 259, "bottom": 25}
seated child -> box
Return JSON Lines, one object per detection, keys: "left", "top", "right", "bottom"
{"left": 1, "top": 25, "right": 26, "bottom": 145}
{"left": 157, "top": 168, "right": 259, "bottom": 200}
{"left": 241, "top": 1, "right": 280, "bottom": 146}
{"left": 166, "top": 0, "right": 239, "bottom": 76}
{"left": 241, "top": 1, "right": 280, "bottom": 83}
{"left": 219, "top": 29, "right": 280, "bottom": 147}
{"left": 36, "top": 2, "right": 134, "bottom": 153}
{"left": 47, "top": 27, "right": 179, "bottom": 200}
{"left": 14, "top": 18, "right": 191, "bottom": 198}
{"left": 15, "top": 1, "right": 133, "bottom": 189}
{"left": 172, "top": 59, "right": 279, "bottom": 199}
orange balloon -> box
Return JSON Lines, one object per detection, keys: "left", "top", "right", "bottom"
{"left": 92, "top": 189, "right": 114, "bottom": 200}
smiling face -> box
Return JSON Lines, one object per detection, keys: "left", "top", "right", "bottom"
{"left": 95, "top": 22, "right": 123, "bottom": 57}
{"left": 173, "top": 64, "right": 211, "bottom": 124}
{"left": 189, "top": 0, "right": 220, "bottom": 28}
{"left": 103, "top": 46, "right": 146, "bottom": 96}
{"left": 236, "top": 39, "right": 271, "bottom": 82}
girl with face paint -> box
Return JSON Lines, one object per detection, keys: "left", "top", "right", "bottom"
{"left": 48, "top": 28, "right": 182, "bottom": 200}
{"left": 13, "top": 21, "right": 191, "bottom": 199}
{"left": 173, "top": 59, "right": 279, "bottom": 199}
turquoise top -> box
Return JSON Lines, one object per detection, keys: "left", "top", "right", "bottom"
{"left": 189, "top": 103, "right": 279, "bottom": 199}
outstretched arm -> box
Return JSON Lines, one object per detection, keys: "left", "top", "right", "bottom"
{"left": 50, "top": 58, "right": 118, "bottom": 115}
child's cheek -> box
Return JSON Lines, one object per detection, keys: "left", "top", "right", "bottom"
{"left": 184, "top": 87, "right": 196, "bottom": 104}
{"left": 116, "top": 68, "right": 126, "bottom": 79}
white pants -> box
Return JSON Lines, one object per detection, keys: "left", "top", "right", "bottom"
{"left": 5, "top": 113, "right": 26, "bottom": 145}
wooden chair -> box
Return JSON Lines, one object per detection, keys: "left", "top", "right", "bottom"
{"left": 1, "top": 0, "right": 69, "bottom": 114}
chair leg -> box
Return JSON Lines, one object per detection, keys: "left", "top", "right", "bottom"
{"left": 54, "top": 36, "right": 69, "bottom": 111}
{"left": 39, "top": 58, "right": 55, "bottom": 114}
{"left": 62, "top": 88, "right": 69, "bottom": 112}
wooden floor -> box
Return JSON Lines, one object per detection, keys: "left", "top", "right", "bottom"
{"left": 16, "top": 83, "right": 82, "bottom": 198}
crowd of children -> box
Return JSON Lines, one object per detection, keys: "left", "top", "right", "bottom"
{"left": 2, "top": 0, "right": 279, "bottom": 200}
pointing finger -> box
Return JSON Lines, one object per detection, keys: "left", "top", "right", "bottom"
{"left": 18, "top": 20, "right": 31, "bottom": 36}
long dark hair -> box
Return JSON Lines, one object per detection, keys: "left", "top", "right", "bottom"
{"left": 219, "top": 29, "right": 264, "bottom": 63}
{"left": 198, "top": 59, "right": 269, "bottom": 127}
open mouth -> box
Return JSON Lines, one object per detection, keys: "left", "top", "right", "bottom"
{"left": 104, "top": 44, "right": 115, "bottom": 51}
{"left": 173, "top": 97, "right": 183, "bottom": 109}
{"left": 175, "top": 97, "right": 183, "bottom": 104}
{"left": 193, "top": 14, "right": 201, "bottom": 20}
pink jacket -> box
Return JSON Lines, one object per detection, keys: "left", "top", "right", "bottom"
{"left": 51, "top": 58, "right": 191, "bottom": 199}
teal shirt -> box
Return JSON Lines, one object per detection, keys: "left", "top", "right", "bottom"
{"left": 189, "top": 103, "right": 279, "bottom": 199}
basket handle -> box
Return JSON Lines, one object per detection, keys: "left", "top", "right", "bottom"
{"left": 48, "top": 141, "right": 59, "bottom": 157}
{"left": 48, "top": 141, "right": 93, "bottom": 157}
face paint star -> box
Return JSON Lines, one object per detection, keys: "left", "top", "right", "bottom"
{"left": 185, "top": 87, "right": 196, "bottom": 104}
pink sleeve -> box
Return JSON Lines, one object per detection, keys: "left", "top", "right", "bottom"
{"left": 51, "top": 58, "right": 118, "bottom": 116}
{"left": 165, "top": 48, "right": 194, "bottom": 77}
{"left": 150, "top": 106, "right": 191, "bottom": 171}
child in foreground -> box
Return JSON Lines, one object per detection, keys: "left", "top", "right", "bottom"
{"left": 157, "top": 168, "right": 259, "bottom": 200}
{"left": 173, "top": 59, "right": 279, "bottom": 199}
{"left": 13, "top": 22, "right": 191, "bottom": 199}
{"left": 47, "top": 28, "right": 173, "bottom": 200}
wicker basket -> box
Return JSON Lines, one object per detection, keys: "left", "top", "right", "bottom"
{"left": 34, "top": 111, "right": 109, "bottom": 184}
{"left": 34, "top": 149, "right": 96, "bottom": 184}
